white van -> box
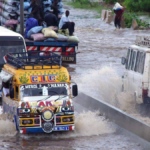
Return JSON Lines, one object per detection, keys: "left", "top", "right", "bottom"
{"left": 121, "top": 35, "right": 150, "bottom": 104}
{"left": 0, "top": 26, "right": 26, "bottom": 69}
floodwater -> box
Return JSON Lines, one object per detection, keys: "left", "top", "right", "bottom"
{"left": 67, "top": 5, "right": 150, "bottom": 124}
{"left": 0, "top": 4, "right": 149, "bottom": 150}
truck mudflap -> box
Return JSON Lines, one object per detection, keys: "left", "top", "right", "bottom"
{"left": 20, "top": 125, "right": 75, "bottom": 134}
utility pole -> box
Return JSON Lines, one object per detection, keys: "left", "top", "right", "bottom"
{"left": 20, "top": 0, "right": 24, "bottom": 36}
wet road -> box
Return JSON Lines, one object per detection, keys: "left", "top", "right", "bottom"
{"left": 67, "top": 5, "right": 150, "bottom": 124}
{"left": 0, "top": 102, "right": 145, "bottom": 150}
{"left": 0, "top": 4, "right": 149, "bottom": 150}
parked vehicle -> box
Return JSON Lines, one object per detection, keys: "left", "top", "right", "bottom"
{"left": 121, "top": 35, "right": 150, "bottom": 104}
{"left": 0, "top": 26, "right": 26, "bottom": 69}
{"left": 1, "top": 51, "right": 78, "bottom": 133}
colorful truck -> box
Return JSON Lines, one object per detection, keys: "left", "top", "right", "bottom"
{"left": 1, "top": 51, "right": 78, "bottom": 133}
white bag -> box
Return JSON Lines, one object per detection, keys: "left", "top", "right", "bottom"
{"left": 113, "top": 2, "right": 123, "bottom": 10}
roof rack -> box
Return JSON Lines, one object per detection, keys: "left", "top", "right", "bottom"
{"left": 135, "top": 35, "right": 150, "bottom": 48}
{"left": 5, "top": 51, "right": 62, "bottom": 70}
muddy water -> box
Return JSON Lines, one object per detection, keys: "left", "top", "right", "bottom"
{"left": 66, "top": 6, "right": 150, "bottom": 124}
{"left": 0, "top": 107, "right": 144, "bottom": 150}
{"left": 0, "top": 5, "right": 148, "bottom": 150}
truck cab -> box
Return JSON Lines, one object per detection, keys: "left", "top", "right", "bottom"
{"left": 1, "top": 52, "right": 78, "bottom": 133}
{"left": 121, "top": 35, "right": 150, "bottom": 104}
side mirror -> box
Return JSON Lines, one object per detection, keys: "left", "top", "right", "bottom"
{"left": 121, "top": 57, "right": 126, "bottom": 65}
{"left": 72, "top": 84, "right": 78, "bottom": 97}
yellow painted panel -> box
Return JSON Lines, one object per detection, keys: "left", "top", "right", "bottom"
{"left": 61, "top": 115, "right": 74, "bottom": 124}
{"left": 3, "top": 64, "right": 70, "bottom": 85}
{"left": 20, "top": 118, "right": 35, "bottom": 127}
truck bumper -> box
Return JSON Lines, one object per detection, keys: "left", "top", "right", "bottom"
{"left": 20, "top": 125, "right": 75, "bottom": 134}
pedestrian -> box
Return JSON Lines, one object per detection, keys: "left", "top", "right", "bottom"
{"left": 113, "top": 2, "right": 124, "bottom": 29}
{"left": 44, "top": 10, "right": 58, "bottom": 27}
{"left": 59, "top": 10, "right": 75, "bottom": 36}
{"left": 30, "top": 0, "right": 42, "bottom": 25}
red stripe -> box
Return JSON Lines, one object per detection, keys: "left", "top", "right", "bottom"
{"left": 40, "top": 47, "right": 45, "bottom": 51}
{"left": 52, "top": 47, "right": 57, "bottom": 51}
{"left": 45, "top": 47, "right": 50, "bottom": 51}
{"left": 66, "top": 47, "right": 74, "bottom": 52}
{"left": 40, "top": 47, "right": 62, "bottom": 52}
{"left": 27, "top": 46, "right": 37, "bottom": 51}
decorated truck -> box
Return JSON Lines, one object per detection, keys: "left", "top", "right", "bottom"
{"left": 1, "top": 51, "right": 78, "bottom": 133}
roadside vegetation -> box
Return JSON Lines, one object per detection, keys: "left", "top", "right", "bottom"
{"left": 66, "top": 1, "right": 110, "bottom": 18}
{"left": 67, "top": 0, "right": 150, "bottom": 28}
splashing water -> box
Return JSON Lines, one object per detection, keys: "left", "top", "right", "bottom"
{"left": 73, "top": 111, "right": 115, "bottom": 136}
{"left": 0, "top": 114, "right": 17, "bottom": 136}
{"left": 73, "top": 66, "right": 150, "bottom": 124}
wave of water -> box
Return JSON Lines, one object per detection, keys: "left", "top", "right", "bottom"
{"left": 73, "top": 66, "right": 150, "bottom": 124}
{"left": 0, "top": 114, "right": 17, "bottom": 136}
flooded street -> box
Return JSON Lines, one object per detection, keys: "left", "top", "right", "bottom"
{"left": 0, "top": 105, "right": 145, "bottom": 150}
{"left": 0, "top": 4, "right": 150, "bottom": 150}
{"left": 68, "top": 5, "right": 150, "bottom": 123}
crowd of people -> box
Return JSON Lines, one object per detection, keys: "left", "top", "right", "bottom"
{"left": 25, "top": 0, "right": 75, "bottom": 39}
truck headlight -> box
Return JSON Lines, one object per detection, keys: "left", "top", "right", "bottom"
{"left": 42, "top": 110, "right": 54, "bottom": 122}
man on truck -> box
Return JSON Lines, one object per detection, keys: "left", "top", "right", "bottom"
{"left": 44, "top": 10, "right": 58, "bottom": 27}
{"left": 30, "top": 0, "right": 42, "bottom": 25}
{"left": 59, "top": 10, "right": 75, "bottom": 36}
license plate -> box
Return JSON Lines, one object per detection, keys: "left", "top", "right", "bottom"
{"left": 53, "top": 126, "right": 69, "bottom": 131}
{"left": 62, "top": 56, "right": 75, "bottom": 62}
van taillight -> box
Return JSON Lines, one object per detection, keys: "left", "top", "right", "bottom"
{"left": 142, "top": 89, "right": 148, "bottom": 101}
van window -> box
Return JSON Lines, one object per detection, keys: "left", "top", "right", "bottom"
{"left": 131, "top": 51, "right": 136, "bottom": 70}
{"left": 128, "top": 49, "right": 133, "bottom": 69}
{"left": 125, "top": 48, "right": 131, "bottom": 69}
{"left": 135, "top": 51, "right": 145, "bottom": 74}
{"left": 135, "top": 51, "right": 140, "bottom": 72}
{"left": 140, "top": 53, "right": 145, "bottom": 74}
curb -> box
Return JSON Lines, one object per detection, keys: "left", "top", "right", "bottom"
{"left": 74, "top": 92, "right": 150, "bottom": 142}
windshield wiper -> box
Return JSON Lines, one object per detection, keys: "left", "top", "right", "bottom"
{"left": 37, "top": 91, "right": 59, "bottom": 102}
{"left": 55, "top": 95, "right": 69, "bottom": 102}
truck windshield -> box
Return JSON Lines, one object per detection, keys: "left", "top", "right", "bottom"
{"left": 20, "top": 83, "right": 69, "bottom": 101}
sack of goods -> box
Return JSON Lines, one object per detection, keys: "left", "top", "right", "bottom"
{"left": 113, "top": 2, "right": 123, "bottom": 11}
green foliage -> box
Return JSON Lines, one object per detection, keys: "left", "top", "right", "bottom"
{"left": 67, "top": 1, "right": 108, "bottom": 16}
{"left": 124, "top": 0, "right": 150, "bottom": 12}
{"left": 123, "top": 12, "right": 149, "bottom": 28}
{"left": 103, "top": 0, "right": 124, "bottom": 4}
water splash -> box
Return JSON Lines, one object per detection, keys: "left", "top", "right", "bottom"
{"left": 0, "top": 114, "right": 17, "bottom": 136}
{"left": 73, "top": 66, "right": 150, "bottom": 124}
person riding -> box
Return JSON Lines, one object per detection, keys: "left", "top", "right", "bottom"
{"left": 51, "top": 0, "right": 59, "bottom": 19}
{"left": 30, "top": 0, "right": 42, "bottom": 25}
{"left": 59, "top": 10, "right": 75, "bottom": 36}
{"left": 44, "top": 10, "right": 58, "bottom": 27}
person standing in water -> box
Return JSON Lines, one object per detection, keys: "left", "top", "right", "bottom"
{"left": 113, "top": 2, "right": 124, "bottom": 29}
